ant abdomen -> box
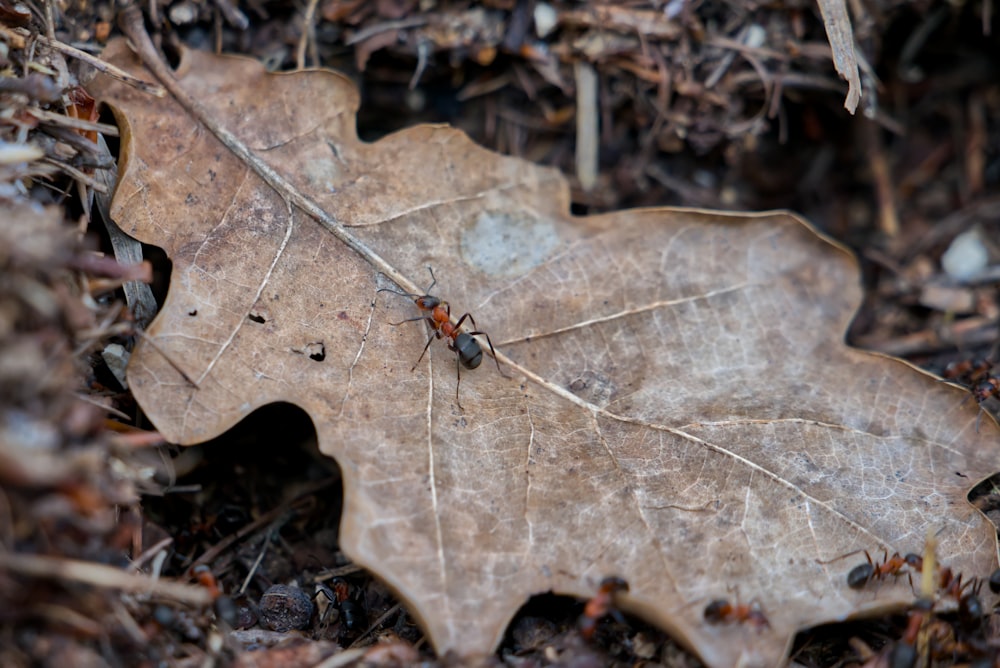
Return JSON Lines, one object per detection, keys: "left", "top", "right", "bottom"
{"left": 847, "top": 563, "right": 875, "bottom": 589}
{"left": 454, "top": 332, "right": 483, "bottom": 369}
{"left": 703, "top": 599, "right": 730, "bottom": 623}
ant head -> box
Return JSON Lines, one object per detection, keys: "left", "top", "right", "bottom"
{"left": 599, "top": 576, "right": 629, "bottom": 593}
{"left": 703, "top": 599, "right": 730, "bottom": 622}
{"left": 959, "top": 592, "right": 984, "bottom": 629}
{"left": 415, "top": 295, "right": 441, "bottom": 309}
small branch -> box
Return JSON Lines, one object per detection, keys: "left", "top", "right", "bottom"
{"left": 29, "top": 31, "right": 166, "bottom": 98}
{"left": 116, "top": 7, "right": 435, "bottom": 302}
{"left": 27, "top": 106, "right": 120, "bottom": 136}
{"left": 40, "top": 157, "right": 108, "bottom": 193}
{"left": 296, "top": 0, "right": 321, "bottom": 70}
{"left": 574, "top": 60, "right": 599, "bottom": 193}
{"left": 0, "top": 552, "right": 213, "bottom": 606}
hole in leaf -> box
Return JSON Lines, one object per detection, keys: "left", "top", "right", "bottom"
{"left": 500, "top": 592, "right": 578, "bottom": 654}
{"left": 792, "top": 614, "right": 904, "bottom": 666}
{"left": 500, "top": 591, "right": 678, "bottom": 663}
{"left": 248, "top": 312, "right": 265, "bottom": 324}
{"left": 143, "top": 403, "right": 343, "bottom": 548}
{"left": 141, "top": 244, "right": 172, "bottom": 306}
{"left": 136, "top": 404, "right": 432, "bottom": 654}
{"left": 292, "top": 342, "right": 326, "bottom": 362}
{"left": 969, "top": 472, "right": 1000, "bottom": 518}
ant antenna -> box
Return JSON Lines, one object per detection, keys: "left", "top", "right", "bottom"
{"left": 377, "top": 285, "right": 418, "bottom": 298}
{"left": 377, "top": 267, "right": 438, "bottom": 299}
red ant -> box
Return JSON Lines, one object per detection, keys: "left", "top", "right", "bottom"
{"left": 579, "top": 576, "right": 629, "bottom": 641}
{"left": 967, "top": 376, "right": 1000, "bottom": 432}
{"left": 320, "top": 576, "right": 351, "bottom": 604}
{"left": 378, "top": 268, "right": 508, "bottom": 409}
{"left": 191, "top": 564, "right": 221, "bottom": 599}
{"left": 903, "top": 552, "right": 977, "bottom": 604}
{"left": 703, "top": 598, "right": 769, "bottom": 629}
{"left": 943, "top": 358, "right": 993, "bottom": 385}
{"left": 190, "top": 564, "right": 239, "bottom": 626}
{"left": 941, "top": 358, "right": 998, "bottom": 430}
{"left": 937, "top": 566, "right": 976, "bottom": 604}
{"left": 846, "top": 550, "right": 912, "bottom": 589}
{"left": 973, "top": 377, "right": 1000, "bottom": 405}
{"left": 886, "top": 597, "right": 933, "bottom": 668}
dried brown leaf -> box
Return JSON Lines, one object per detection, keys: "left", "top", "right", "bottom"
{"left": 89, "top": 40, "right": 1000, "bottom": 667}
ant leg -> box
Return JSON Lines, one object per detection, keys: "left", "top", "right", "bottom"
{"left": 816, "top": 548, "right": 867, "bottom": 565}
{"left": 453, "top": 312, "right": 475, "bottom": 330}
{"left": 388, "top": 315, "right": 435, "bottom": 327}
{"left": 452, "top": 312, "right": 509, "bottom": 378}
{"left": 454, "top": 349, "right": 464, "bottom": 411}
{"left": 466, "top": 330, "right": 510, "bottom": 378}
{"left": 411, "top": 328, "right": 440, "bottom": 371}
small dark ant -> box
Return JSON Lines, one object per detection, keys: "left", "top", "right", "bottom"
{"left": 379, "top": 268, "right": 508, "bottom": 409}
{"left": 578, "top": 576, "right": 629, "bottom": 641}
{"left": 846, "top": 551, "right": 912, "bottom": 589}
{"left": 703, "top": 598, "right": 770, "bottom": 629}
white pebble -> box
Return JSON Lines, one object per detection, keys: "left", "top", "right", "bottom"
{"left": 941, "top": 228, "right": 988, "bottom": 282}
{"left": 534, "top": 3, "right": 558, "bottom": 38}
